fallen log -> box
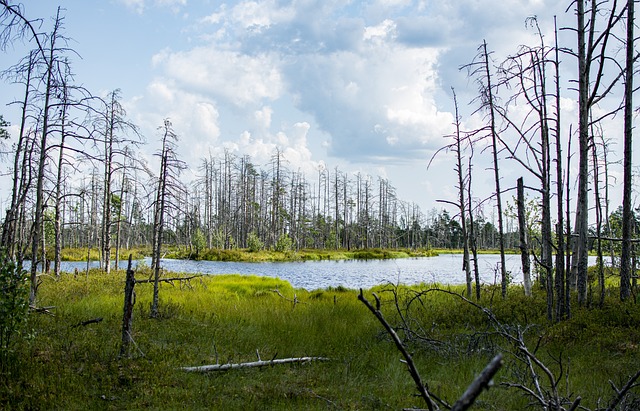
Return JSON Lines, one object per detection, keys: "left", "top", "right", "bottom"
{"left": 135, "top": 275, "right": 201, "bottom": 285}
{"left": 71, "top": 317, "right": 103, "bottom": 328}
{"left": 181, "top": 356, "right": 330, "bottom": 373}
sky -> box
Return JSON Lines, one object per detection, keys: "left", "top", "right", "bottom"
{"left": 1, "top": 0, "right": 632, "bottom": 219}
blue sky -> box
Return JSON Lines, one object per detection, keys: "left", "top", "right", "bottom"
{"left": 3, "top": 0, "right": 622, "bottom": 218}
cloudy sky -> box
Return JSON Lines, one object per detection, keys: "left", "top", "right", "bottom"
{"left": 2, "top": 0, "right": 609, "bottom": 216}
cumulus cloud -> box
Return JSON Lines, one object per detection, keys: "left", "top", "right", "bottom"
{"left": 124, "top": 0, "right": 579, "bottom": 205}
{"left": 152, "top": 47, "right": 283, "bottom": 107}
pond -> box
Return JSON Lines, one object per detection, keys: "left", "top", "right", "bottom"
{"left": 42, "top": 254, "right": 603, "bottom": 291}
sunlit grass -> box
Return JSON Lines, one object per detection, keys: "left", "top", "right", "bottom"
{"left": 1, "top": 270, "right": 638, "bottom": 410}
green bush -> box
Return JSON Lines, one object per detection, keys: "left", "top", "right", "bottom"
{"left": 0, "top": 252, "right": 29, "bottom": 372}
{"left": 247, "top": 231, "right": 264, "bottom": 252}
{"left": 274, "top": 233, "right": 293, "bottom": 252}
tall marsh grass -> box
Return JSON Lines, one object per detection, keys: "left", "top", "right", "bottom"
{"left": 1, "top": 270, "right": 639, "bottom": 410}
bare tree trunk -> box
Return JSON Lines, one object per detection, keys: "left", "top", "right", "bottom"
{"left": 30, "top": 10, "right": 61, "bottom": 304}
{"left": 620, "top": 0, "right": 634, "bottom": 301}
{"left": 468, "top": 150, "right": 481, "bottom": 301}
{"left": 574, "top": 0, "right": 590, "bottom": 305}
{"left": 53, "top": 94, "right": 68, "bottom": 279}
{"left": 481, "top": 40, "right": 508, "bottom": 298}
{"left": 120, "top": 254, "right": 135, "bottom": 357}
{"left": 450, "top": 89, "right": 472, "bottom": 297}
{"left": 553, "top": 17, "right": 567, "bottom": 320}
{"left": 2, "top": 50, "right": 34, "bottom": 260}
{"left": 517, "top": 178, "right": 532, "bottom": 297}
{"left": 592, "top": 132, "right": 605, "bottom": 307}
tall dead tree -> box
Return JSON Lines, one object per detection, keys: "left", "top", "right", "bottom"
{"left": 29, "top": 8, "right": 64, "bottom": 304}
{"left": 496, "top": 17, "right": 554, "bottom": 316}
{"left": 572, "top": 0, "right": 627, "bottom": 305}
{"left": 430, "top": 88, "right": 473, "bottom": 297}
{"left": 620, "top": 0, "right": 635, "bottom": 301}
{"left": 552, "top": 16, "right": 568, "bottom": 320}
{"left": 150, "top": 119, "right": 186, "bottom": 318}
{"left": 464, "top": 40, "right": 509, "bottom": 298}
{"left": 99, "top": 89, "right": 141, "bottom": 274}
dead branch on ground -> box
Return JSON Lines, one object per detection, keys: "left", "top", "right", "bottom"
{"left": 181, "top": 356, "right": 329, "bottom": 373}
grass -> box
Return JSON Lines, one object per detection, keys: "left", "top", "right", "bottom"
{"left": 1, "top": 270, "right": 639, "bottom": 410}
{"left": 59, "top": 246, "right": 436, "bottom": 263}
{"left": 167, "top": 247, "right": 437, "bottom": 262}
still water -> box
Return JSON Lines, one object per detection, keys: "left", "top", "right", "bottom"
{"left": 45, "top": 254, "right": 603, "bottom": 291}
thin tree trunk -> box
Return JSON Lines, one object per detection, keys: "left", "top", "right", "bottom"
{"left": 553, "top": 16, "right": 566, "bottom": 320}
{"left": 482, "top": 40, "right": 508, "bottom": 298}
{"left": 120, "top": 254, "right": 135, "bottom": 357}
{"left": 620, "top": 0, "right": 634, "bottom": 301}
{"left": 30, "top": 12, "right": 60, "bottom": 304}
{"left": 517, "top": 177, "right": 532, "bottom": 297}
{"left": 574, "top": 0, "right": 590, "bottom": 305}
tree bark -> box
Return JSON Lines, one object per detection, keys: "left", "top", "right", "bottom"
{"left": 620, "top": 0, "right": 634, "bottom": 301}
{"left": 120, "top": 254, "right": 135, "bottom": 357}
{"left": 517, "top": 178, "right": 532, "bottom": 297}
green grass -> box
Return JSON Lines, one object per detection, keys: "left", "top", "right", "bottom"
{"left": 165, "top": 246, "right": 437, "bottom": 262}
{"left": 1, "top": 271, "right": 639, "bottom": 410}
{"left": 60, "top": 247, "right": 149, "bottom": 262}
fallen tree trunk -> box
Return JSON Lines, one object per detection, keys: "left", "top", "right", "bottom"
{"left": 181, "top": 356, "right": 330, "bottom": 373}
{"left": 71, "top": 317, "right": 103, "bottom": 328}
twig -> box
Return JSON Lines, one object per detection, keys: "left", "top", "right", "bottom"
{"left": 606, "top": 370, "right": 640, "bottom": 411}
{"left": 29, "top": 305, "right": 55, "bottom": 315}
{"left": 272, "top": 288, "right": 304, "bottom": 307}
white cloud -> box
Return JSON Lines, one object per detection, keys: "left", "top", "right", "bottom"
{"left": 118, "top": 0, "right": 187, "bottom": 14}
{"left": 152, "top": 47, "right": 284, "bottom": 107}
{"left": 363, "top": 19, "right": 397, "bottom": 42}
{"left": 229, "top": 0, "right": 295, "bottom": 31}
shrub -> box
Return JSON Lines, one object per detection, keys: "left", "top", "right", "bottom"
{"left": 274, "top": 233, "right": 293, "bottom": 252}
{"left": 0, "top": 251, "right": 29, "bottom": 372}
{"left": 247, "top": 231, "right": 263, "bottom": 252}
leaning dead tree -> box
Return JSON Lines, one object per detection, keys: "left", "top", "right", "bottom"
{"left": 373, "top": 286, "right": 640, "bottom": 410}
{"left": 358, "top": 289, "right": 503, "bottom": 411}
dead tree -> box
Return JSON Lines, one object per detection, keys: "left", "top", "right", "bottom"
{"left": 98, "top": 89, "right": 141, "bottom": 274}
{"left": 517, "top": 177, "right": 532, "bottom": 297}
{"left": 358, "top": 289, "right": 503, "bottom": 411}
{"left": 620, "top": 0, "right": 636, "bottom": 301}
{"left": 570, "top": 0, "right": 628, "bottom": 305}
{"left": 463, "top": 40, "right": 509, "bottom": 298}
{"left": 495, "top": 17, "right": 555, "bottom": 317}
{"left": 120, "top": 254, "right": 135, "bottom": 357}
{"left": 150, "top": 119, "right": 186, "bottom": 318}
{"left": 430, "top": 88, "right": 473, "bottom": 298}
